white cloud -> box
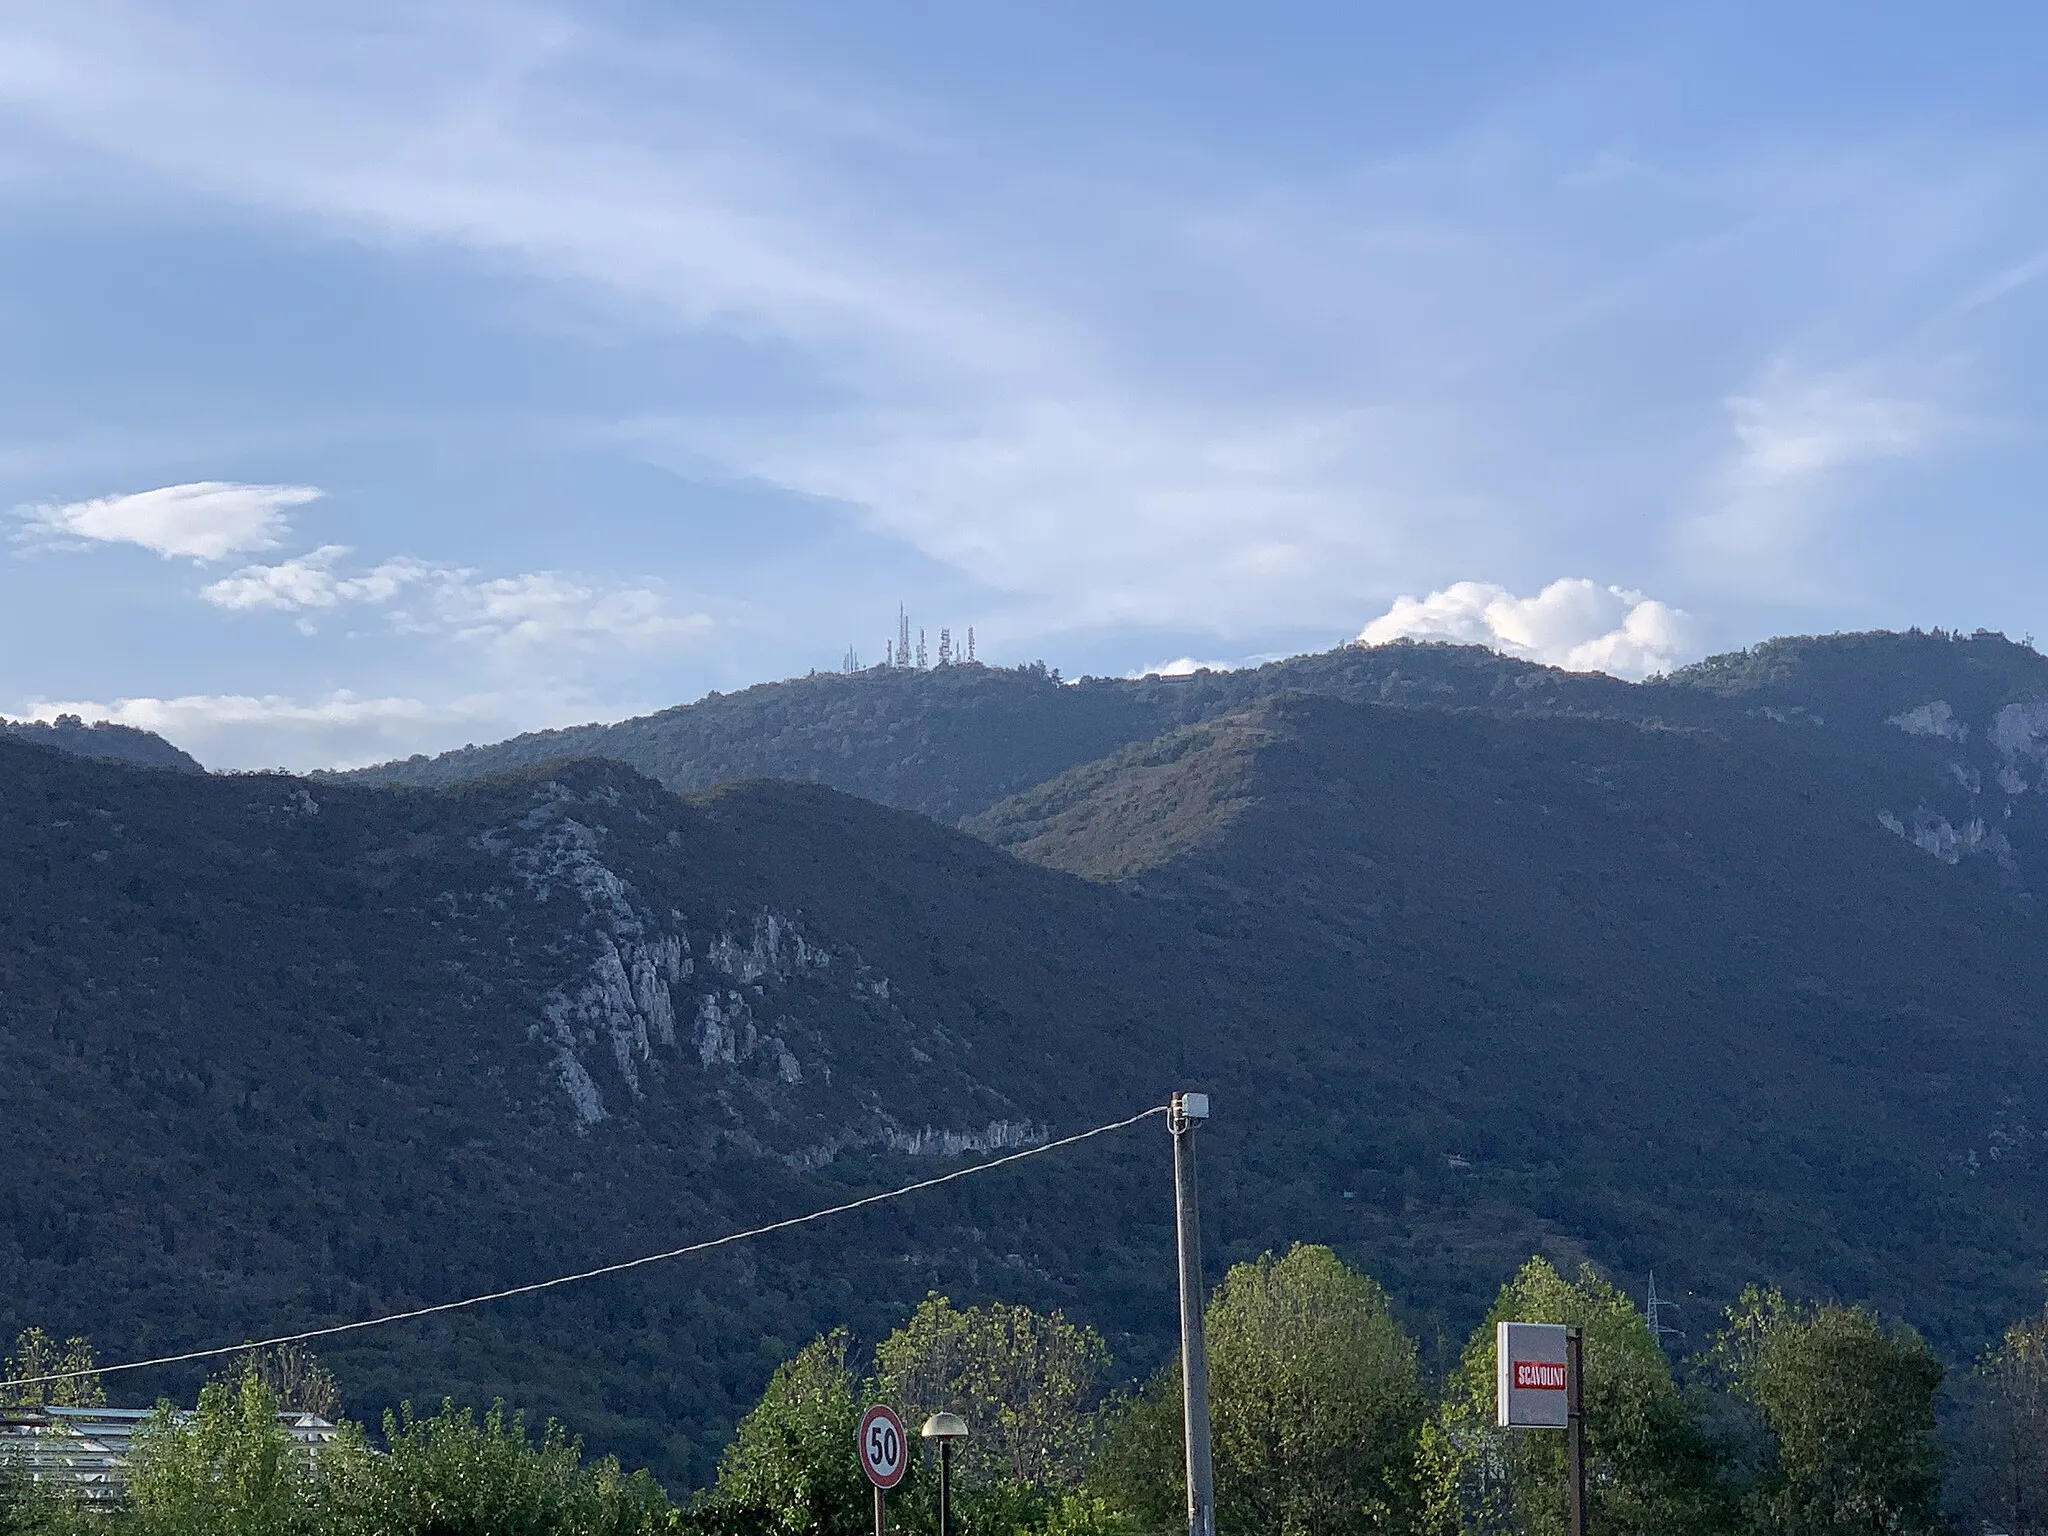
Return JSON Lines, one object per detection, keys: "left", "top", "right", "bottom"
{"left": 14, "top": 689, "right": 587, "bottom": 772}
{"left": 1128, "top": 657, "right": 1236, "bottom": 679}
{"left": 1358, "top": 578, "right": 1700, "bottom": 680}
{"left": 15, "top": 481, "right": 322, "bottom": 560}
{"left": 425, "top": 571, "right": 709, "bottom": 654}
{"left": 200, "top": 546, "right": 711, "bottom": 659}
{"left": 199, "top": 546, "right": 428, "bottom": 609}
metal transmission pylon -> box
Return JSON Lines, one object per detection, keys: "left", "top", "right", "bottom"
{"left": 1645, "top": 1271, "right": 1683, "bottom": 1351}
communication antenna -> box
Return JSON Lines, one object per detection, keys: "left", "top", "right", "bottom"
{"left": 898, "top": 606, "right": 912, "bottom": 669}
{"left": 1645, "top": 1271, "right": 1683, "bottom": 1350}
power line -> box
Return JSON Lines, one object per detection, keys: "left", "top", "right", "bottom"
{"left": 3, "top": 1105, "right": 1168, "bottom": 1392}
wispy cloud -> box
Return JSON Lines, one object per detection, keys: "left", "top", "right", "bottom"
{"left": 199, "top": 545, "right": 425, "bottom": 609}
{"left": 14, "top": 481, "right": 321, "bottom": 559}
{"left": 1688, "top": 360, "right": 1953, "bottom": 575}
{"left": 201, "top": 547, "right": 711, "bottom": 659}
{"left": 1358, "top": 578, "right": 1699, "bottom": 680}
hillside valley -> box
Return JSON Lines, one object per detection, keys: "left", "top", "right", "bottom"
{"left": 9, "top": 630, "right": 2048, "bottom": 1492}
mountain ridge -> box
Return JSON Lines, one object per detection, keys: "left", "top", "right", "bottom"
{"left": 0, "top": 714, "right": 201, "bottom": 773}
{"left": 14, "top": 629, "right": 2048, "bottom": 1492}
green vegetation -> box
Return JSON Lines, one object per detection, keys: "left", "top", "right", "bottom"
{"left": 1097, "top": 1244, "right": 1426, "bottom": 1536}
{"left": 699, "top": 1298, "right": 1113, "bottom": 1536}
{"left": 320, "top": 1399, "right": 675, "bottom": 1536}
{"left": 126, "top": 1375, "right": 319, "bottom": 1536}
{"left": 2, "top": 1333, "right": 103, "bottom": 1410}
{"left": 1421, "top": 1260, "right": 1729, "bottom": 1536}
{"left": 871, "top": 1296, "right": 1107, "bottom": 1490}
{"left": 8, "top": 1253, "right": 2048, "bottom": 1533}
{"left": 1964, "top": 1303, "right": 2048, "bottom": 1533}
{"left": 1713, "top": 1290, "right": 1946, "bottom": 1536}
{"left": 694, "top": 1332, "right": 868, "bottom": 1536}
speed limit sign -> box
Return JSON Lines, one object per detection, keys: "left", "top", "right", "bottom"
{"left": 858, "top": 1404, "right": 908, "bottom": 1489}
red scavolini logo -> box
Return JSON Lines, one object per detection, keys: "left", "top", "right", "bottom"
{"left": 1513, "top": 1360, "right": 1566, "bottom": 1390}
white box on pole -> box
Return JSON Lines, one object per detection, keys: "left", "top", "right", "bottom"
{"left": 1496, "top": 1322, "right": 1570, "bottom": 1428}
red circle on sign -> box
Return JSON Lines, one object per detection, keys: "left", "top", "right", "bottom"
{"left": 858, "top": 1404, "right": 908, "bottom": 1489}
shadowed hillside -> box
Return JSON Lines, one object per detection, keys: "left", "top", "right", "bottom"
{"left": 13, "top": 633, "right": 2048, "bottom": 1493}
{"left": 970, "top": 692, "right": 2048, "bottom": 1344}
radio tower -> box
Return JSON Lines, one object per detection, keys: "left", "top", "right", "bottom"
{"left": 1645, "top": 1272, "right": 1683, "bottom": 1352}
{"left": 897, "top": 605, "right": 912, "bottom": 669}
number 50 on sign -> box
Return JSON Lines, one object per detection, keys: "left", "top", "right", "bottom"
{"left": 859, "top": 1404, "right": 908, "bottom": 1489}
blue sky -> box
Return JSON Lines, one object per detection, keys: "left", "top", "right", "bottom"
{"left": 2, "top": 2, "right": 2046, "bottom": 768}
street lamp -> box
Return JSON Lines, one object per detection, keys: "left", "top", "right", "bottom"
{"left": 921, "top": 1412, "right": 969, "bottom": 1536}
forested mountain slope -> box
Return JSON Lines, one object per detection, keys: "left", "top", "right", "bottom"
{"left": 969, "top": 692, "right": 2048, "bottom": 1346}
{"left": 14, "top": 632, "right": 2048, "bottom": 1496}
{"left": 0, "top": 738, "right": 1212, "bottom": 1488}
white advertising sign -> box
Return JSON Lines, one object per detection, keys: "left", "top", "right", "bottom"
{"left": 1496, "top": 1321, "right": 1570, "bottom": 1428}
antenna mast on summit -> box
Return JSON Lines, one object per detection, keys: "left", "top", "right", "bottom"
{"left": 898, "top": 606, "right": 912, "bottom": 669}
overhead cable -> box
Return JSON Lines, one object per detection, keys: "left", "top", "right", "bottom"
{"left": 1, "top": 1104, "right": 1167, "bottom": 1391}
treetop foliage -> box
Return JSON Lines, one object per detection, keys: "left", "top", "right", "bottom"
{"left": 871, "top": 1295, "right": 1107, "bottom": 1490}
{"left": 1712, "top": 1288, "right": 1946, "bottom": 1536}
{"left": 0, "top": 1332, "right": 102, "bottom": 1411}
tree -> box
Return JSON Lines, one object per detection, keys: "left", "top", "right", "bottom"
{"left": 1087, "top": 1376, "right": 1184, "bottom": 1536}
{"left": 1419, "top": 1257, "right": 1729, "bottom": 1536}
{"left": 872, "top": 1294, "right": 1109, "bottom": 1491}
{"left": 320, "top": 1397, "right": 676, "bottom": 1536}
{"left": 698, "top": 1331, "right": 871, "bottom": 1536}
{"left": 214, "top": 1344, "right": 341, "bottom": 1421}
{"left": 1095, "top": 1244, "right": 1428, "bottom": 1536}
{"left": 1207, "top": 1245, "right": 1426, "bottom": 1536}
{"left": 1714, "top": 1287, "right": 1946, "bottom": 1536}
{"left": 0, "top": 1459, "right": 93, "bottom": 1536}
{"left": 0, "top": 1330, "right": 103, "bottom": 1410}
{"left": 126, "top": 1373, "right": 313, "bottom": 1536}
{"left": 1965, "top": 1302, "right": 2048, "bottom": 1535}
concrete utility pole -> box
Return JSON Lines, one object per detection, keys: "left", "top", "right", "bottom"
{"left": 1170, "top": 1091, "right": 1215, "bottom": 1536}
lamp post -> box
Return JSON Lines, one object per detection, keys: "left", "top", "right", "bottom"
{"left": 921, "top": 1412, "right": 968, "bottom": 1536}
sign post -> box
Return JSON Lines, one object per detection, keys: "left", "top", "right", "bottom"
{"left": 1495, "top": 1321, "right": 1585, "bottom": 1536}
{"left": 857, "top": 1404, "right": 907, "bottom": 1536}
{"left": 1566, "top": 1327, "right": 1585, "bottom": 1536}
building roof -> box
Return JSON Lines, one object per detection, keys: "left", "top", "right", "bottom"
{"left": 0, "top": 1405, "right": 340, "bottom": 1501}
